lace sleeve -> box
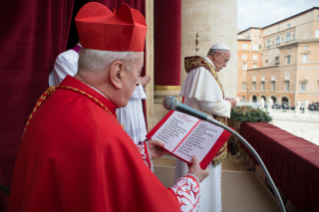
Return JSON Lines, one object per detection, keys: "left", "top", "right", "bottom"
{"left": 136, "top": 141, "right": 154, "bottom": 172}
{"left": 169, "top": 174, "right": 201, "bottom": 212}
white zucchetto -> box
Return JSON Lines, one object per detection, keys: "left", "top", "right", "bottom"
{"left": 210, "top": 43, "right": 230, "bottom": 51}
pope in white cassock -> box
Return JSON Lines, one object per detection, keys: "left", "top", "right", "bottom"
{"left": 175, "top": 43, "right": 237, "bottom": 212}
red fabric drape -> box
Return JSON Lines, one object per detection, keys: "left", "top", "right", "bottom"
{"left": 240, "top": 123, "right": 319, "bottom": 212}
{"left": 0, "top": 0, "right": 74, "bottom": 210}
{"left": 154, "top": 0, "right": 181, "bottom": 86}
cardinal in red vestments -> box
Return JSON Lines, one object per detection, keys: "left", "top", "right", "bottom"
{"left": 7, "top": 3, "right": 209, "bottom": 212}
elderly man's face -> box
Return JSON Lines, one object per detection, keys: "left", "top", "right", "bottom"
{"left": 122, "top": 53, "right": 144, "bottom": 103}
{"left": 215, "top": 51, "right": 230, "bottom": 72}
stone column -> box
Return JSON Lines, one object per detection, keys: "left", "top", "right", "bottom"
{"left": 145, "top": 0, "right": 155, "bottom": 129}
{"left": 181, "top": 0, "right": 238, "bottom": 98}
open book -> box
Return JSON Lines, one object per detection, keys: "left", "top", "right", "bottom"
{"left": 146, "top": 111, "right": 232, "bottom": 169}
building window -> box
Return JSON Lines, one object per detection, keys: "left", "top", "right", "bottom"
{"left": 242, "top": 54, "right": 247, "bottom": 60}
{"left": 276, "top": 36, "right": 280, "bottom": 45}
{"left": 288, "top": 48, "right": 290, "bottom": 52}
{"left": 275, "top": 56, "right": 279, "bottom": 60}
{"left": 293, "top": 34, "right": 295, "bottom": 40}
{"left": 253, "top": 63, "right": 257, "bottom": 68}
{"left": 302, "top": 54, "right": 308, "bottom": 63}
{"left": 252, "top": 55, "right": 258, "bottom": 60}
{"left": 243, "top": 63, "right": 247, "bottom": 70}
{"left": 266, "top": 59, "right": 268, "bottom": 63}
{"left": 304, "top": 46, "right": 308, "bottom": 49}
{"left": 316, "top": 30, "right": 319, "bottom": 38}
{"left": 242, "top": 82, "right": 246, "bottom": 90}
{"left": 271, "top": 74, "right": 275, "bottom": 81}
{"left": 286, "top": 82, "right": 289, "bottom": 91}
{"left": 286, "top": 33, "right": 290, "bottom": 42}
{"left": 271, "top": 82, "right": 276, "bottom": 91}
{"left": 268, "top": 31, "right": 270, "bottom": 35}
{"left": 272, "top": 40, "right": 274, "bottom": 45}
{"left": 261, "top": 82, "right": 265, "bottom": 91}
{"left": 282, "top": 37, "right": 284, "bottom": 42}
{"left": 286, "top": 56, "right": 291, "bottom": 64}
{"left": 253, "top": 45, "right": 258, "bottom": 50}
{"left": 261, "top": 75, "right": 265, "bottom": 81}
{"left": 253, "top": 83, "right": 256, "bottom": 91}
{"left": 277, "top": 27, "right": 280, "bottom": 32}
{"left": 253, "top": 76, "right": 256, "bottom": 81}
{"left": 252, "top": 95, "right": 257, "bottom": 103}
{"left": 267, "top": 39, "right": 270, "bottom": 47}
{"left": 242, "top": 96, "right": 245, "bottom": 102}
{"left": 259, "top": 45, "right": 261, "bottom": 49}
{"left": 285, "top": 73, "right": 290, "bottom": 80}
{"left": 317, "top": 15, "right": 319, "bottom": 21}
{"left": 301, "top": 82, "right": 306, "bottom": 91}
{"left": 242, "top": 44, "right": 248, "bottom": 49}
{"left": 288, "top": 23, "right": 290, "bottom": 29}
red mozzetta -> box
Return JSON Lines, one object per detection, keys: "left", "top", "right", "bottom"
{"left": 7, "top": 76, "right": 182, "bottom": 212}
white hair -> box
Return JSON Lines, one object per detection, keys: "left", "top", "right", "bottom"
{"left": 78, "top": 48, "right": 142, "bottom": 72}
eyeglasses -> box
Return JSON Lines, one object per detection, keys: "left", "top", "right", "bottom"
{"left": 218, "top": 52, "right": 229, "bottom": 63}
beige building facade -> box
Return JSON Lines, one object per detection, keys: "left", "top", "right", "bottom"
{"left": 237, "top": 7, "right": 319, "bottom": 106}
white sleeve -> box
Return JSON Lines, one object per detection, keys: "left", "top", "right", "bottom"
{"left": 200, "top": 100, "right": 231, "bottom": 118}
{"left": 53, "top": 51, "right": 79, "bottom": 85}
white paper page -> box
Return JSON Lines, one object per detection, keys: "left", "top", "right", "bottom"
{"left": 173, "top": 121, "right": 224, "bottom": 163}
{"left": 151, "top": 111, "right": 199, "bottom": 152}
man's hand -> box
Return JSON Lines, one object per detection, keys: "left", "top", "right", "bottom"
{"left": 139, "top": 75, "right": 152, "bottom": 87}
{"left": 226, "top": 97, "right": 237, "bottom": 109}
{"left": 148, "top": 140, "right": 166, "bottom": 159}
{"left": 188, "top": 156, "right": 209, "bottom": 182}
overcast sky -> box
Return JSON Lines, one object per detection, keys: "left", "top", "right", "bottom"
{"left": 238, "top": 0, "right": 318, "bottom": 31}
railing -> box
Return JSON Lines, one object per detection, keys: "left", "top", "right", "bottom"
{"left": 235, "top": 122, "right": 319, "bottom": 212}
{"left": 236, "top": 98, "right": 319, "bottom": 145}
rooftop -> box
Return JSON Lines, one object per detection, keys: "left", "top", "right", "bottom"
{"left": 238, "top": 27, "right": 262, "bottom": 35}
{"left": 262, "top": 7, "right": 319, "bottom": 29}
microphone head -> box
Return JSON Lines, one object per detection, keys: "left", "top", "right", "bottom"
{"left": 163, "top": 96, "right": 179, "bottom": 110}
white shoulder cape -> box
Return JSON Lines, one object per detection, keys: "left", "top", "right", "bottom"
{"left": 180, "top": 67, "right": 223, "bottom": 102}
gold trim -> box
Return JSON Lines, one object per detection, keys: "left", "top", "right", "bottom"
{"left": 155, "top": 85, "right": 181, "bottom": 91}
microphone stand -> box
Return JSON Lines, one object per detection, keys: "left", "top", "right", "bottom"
{"left": 206, "top": 116, "right": 286, "bottom": 212}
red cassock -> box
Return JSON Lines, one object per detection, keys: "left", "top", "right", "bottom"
{"left": 7, "top": 76, "right": 190, "bottom": 212}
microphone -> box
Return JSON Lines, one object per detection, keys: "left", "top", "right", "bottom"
{"left": 162, "top": 96, "right": 286, "bottom": 212}
{"left": 162, "top": 96, "right": 208, "bottom": 120}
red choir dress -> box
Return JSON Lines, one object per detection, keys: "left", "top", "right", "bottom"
{"left": 8, "top": 76, "right": 201, "bottom": 212}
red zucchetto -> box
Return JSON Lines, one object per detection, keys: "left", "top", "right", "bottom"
{"left": 75, "top": 2, "right": 147, "bottom": 52}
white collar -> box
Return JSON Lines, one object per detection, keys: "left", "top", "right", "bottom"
{"left": 203, "top": 56, "right": 216, "bottom": 69}
{"left": 83, "top": 83, "right": 108, "bottom": 99}
{"left": 77, "top": 43, "right": 82, "bottom": 47}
